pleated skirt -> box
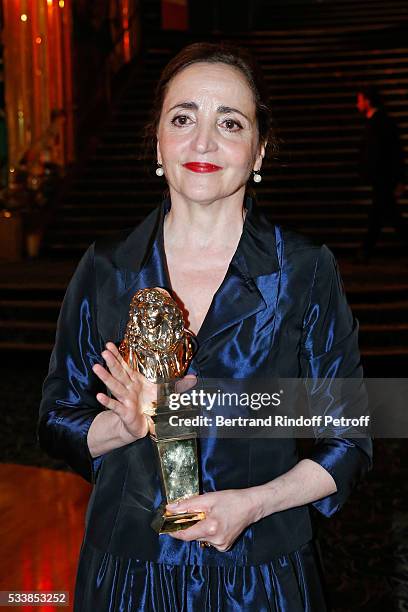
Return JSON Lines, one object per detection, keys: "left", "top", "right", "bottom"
{"left": 74, "top": 540, "right": 329, "bottom": 612}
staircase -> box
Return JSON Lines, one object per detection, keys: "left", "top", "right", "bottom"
{"left": 215, "top": 25, "right": 408, "bottom": 258}
{"left": 249, "top": 0, "right": 408, "bottom": 31}
{"left": 1, "top": 2, "right": 407, "bottom": 373}
{"left": 42, "top": 24, "right": 408, "bottom": 258}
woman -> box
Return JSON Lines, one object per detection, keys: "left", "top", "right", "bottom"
{"left": 38, "top": 42, "right": 372, "bottom": 611}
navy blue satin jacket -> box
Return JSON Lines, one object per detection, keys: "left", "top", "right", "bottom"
{"left": 38, "top": 196, "right": 372, "bottom": 566}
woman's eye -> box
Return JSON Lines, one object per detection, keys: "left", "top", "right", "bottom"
{"left": 171, "top": 115, "right": 192, "bottom": 127}
{"left": 221, "top": 118, "right": 242, "bottom": 132}
{"left": 170, "top": 115, "right": 242, "bottom": 131}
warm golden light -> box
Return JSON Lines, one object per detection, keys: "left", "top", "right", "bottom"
{"left": 122, "top": 0, "right": 131, "bottom": 62}
{"left": 3, "top": 211, "right": 12, "bottom": 219}
{"left": 47, "top": 0, "right": 53, "bottom": 5}
{"left": 20, "top": 14, "right": 28, "bottom": 22}
{"left": 58, "top": 0, "right": 64, "bottom": 7}
{"left": 35, "top": 36, "right": 42, "bottom": 44}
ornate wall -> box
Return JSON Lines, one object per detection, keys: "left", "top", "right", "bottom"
{"left": 2, "top": 0, "right": 74, "bottom": 181}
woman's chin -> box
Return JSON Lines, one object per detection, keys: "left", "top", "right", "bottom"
{"left": 176, "top": 187, "right": 225, "bottom": 203}
{"left": 174, "top": 182, "right": 240, "bottom": 204}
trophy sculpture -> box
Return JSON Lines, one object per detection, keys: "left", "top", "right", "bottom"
{"left": 119, "top": 287, "right": 205, "bottom": 534}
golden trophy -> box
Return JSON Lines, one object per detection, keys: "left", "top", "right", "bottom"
{"left": 119, "top": 287, "right": 205, "bottom": 534}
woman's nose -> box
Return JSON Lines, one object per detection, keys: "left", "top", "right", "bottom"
{"left": 191, "top": 123, "right": 218, "bottom": 154}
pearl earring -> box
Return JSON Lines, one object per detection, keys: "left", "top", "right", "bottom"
{"left": 253, "top": 170, "right": 262, "bottom": 183}
{"left": 156, "top": 163, "right": 164, "bottom": 177}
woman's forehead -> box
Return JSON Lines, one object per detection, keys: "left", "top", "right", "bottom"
{"left": 163, "top": 62, "right": 255, "bottom": 111}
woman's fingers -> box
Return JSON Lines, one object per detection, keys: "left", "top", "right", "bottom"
{"left": 96, "top": 392, "right": 123, "bottom": 414}
{"left": 94, "top": 344, "right": 157, "bottom": 414}
{"left": 105, "top": 342, "right": 137, "bottom": 379}
{"left": 167, "top": 517, "right": 218, "bottom": 543}
{"left": 93, "top": 363, "right": 128, "bottom": 402}
{"left": 104, "top": 342, "right": 155, "bottom": 390}
{"left": 102, "top": 343, "right": 146, "bottom": 390}
{"left": 175, "top": 375, "right": 197, "bottom": 394}
{"left": 101, "top": 346, "right": 133, "bottom": 387}
{"left": 96, "top": 391, "right": 148, "bottom": 438}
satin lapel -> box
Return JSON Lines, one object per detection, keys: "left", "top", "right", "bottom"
{"left": 97, "top": 202, "right": 172, "bottom": 343}
{"left": 118, "top": 238, "right": 172, "bottom": 340}
{"left": 118, "top": 244, "right": 171, "bottom": 333}
{"left": 196, "top": 252, "right": 267, "bottom": 345}
{"left": 197, "top": 200, "right": 281, "bottom": 345}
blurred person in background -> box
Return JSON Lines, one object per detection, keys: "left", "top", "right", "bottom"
{"left": 356, "top": 85, "right": 407, "bottom": 262}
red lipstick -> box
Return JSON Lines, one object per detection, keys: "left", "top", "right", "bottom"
{"left": 183, "top": 162, "right": 222, "bottom": 173}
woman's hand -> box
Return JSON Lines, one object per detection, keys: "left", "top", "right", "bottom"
{"left": 92, "top": 342, "right": 157, "bottom": 442}
{"left": 165, "top": 489, "right": 261, "bottom": 552}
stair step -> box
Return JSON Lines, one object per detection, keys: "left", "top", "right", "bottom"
{"left": 0, "top": 341, "right": 54, "bottom": 351}
{"left": 352, "top": 301, "right": 408, "bottom": 324}
{"left": 361, "top": 346, "right": 408, "bottom": 356}
{"left": 0, "top": 320, "right": 56, "bottom": 330}
{"left": 359, "top": 324, "right": 408, "bottom": 347}
{"left": 0, "top": 321, "right": 56, "bottom": 345}
{"left": 347, "top": 287, "right": 408, "bottom": 303}
{"left": 0, "top": 300, "right": 61, "bottom": 322}
{"left": 0, "top": 286, "right": 66, "bottom": 299}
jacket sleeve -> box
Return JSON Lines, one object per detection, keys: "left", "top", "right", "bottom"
{"left": 300, "top": 245, "right": 373, "bottom": 517}
{"left": 37, "top": 243, "right": 106, "bottom": 483}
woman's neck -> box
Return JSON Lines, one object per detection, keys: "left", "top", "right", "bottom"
{"left": 163, "top": 189, "right": 247, "bottom": 253}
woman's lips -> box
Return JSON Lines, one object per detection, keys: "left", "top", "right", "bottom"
{"left": 183, "top": 162, "right": 222, "bottom": 173}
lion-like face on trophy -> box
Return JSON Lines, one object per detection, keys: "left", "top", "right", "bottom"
{"left": 131, "top": 289, "right": 184, "bottom": 353}
{"left": 119, "top": 287, "right": 194, "bottom": 382}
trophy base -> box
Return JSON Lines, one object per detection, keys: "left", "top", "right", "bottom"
{"left": 151, "top": 504, "right": 206, "bottom": 534}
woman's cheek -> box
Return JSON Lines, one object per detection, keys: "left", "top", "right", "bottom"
{"left": 226, "top": 146, "right": 255, "bottom": 174}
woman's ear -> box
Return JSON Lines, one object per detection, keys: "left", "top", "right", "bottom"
{"left": 253, "top": 141, "right": 267, "bottom": 172}
{"left": 156, "top": 140, "right": 162, "bottom": 165}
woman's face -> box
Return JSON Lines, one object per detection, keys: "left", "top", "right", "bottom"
{"left": 156, "top": 62, "right": 266, "bottom": 204}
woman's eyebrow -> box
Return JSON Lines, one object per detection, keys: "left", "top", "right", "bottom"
{"left": 167, "top": 101, "right": 250, "bottom": 121}
{"left": 217, "top": 105, "right": 250, "bottom": 122}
